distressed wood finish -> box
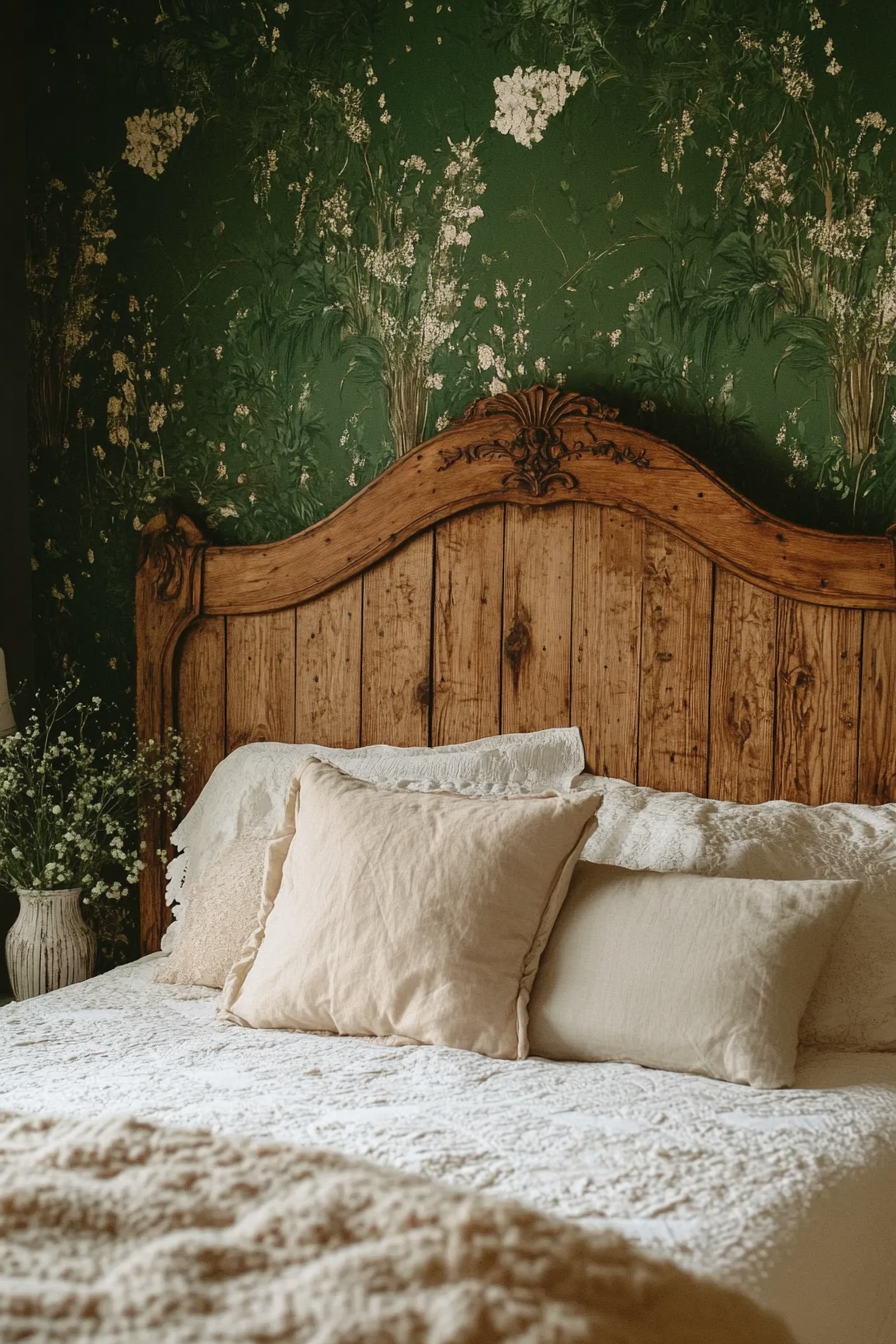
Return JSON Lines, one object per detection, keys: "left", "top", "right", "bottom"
{"left": 432, "top": 506, "right": 504, "bottom": 746}
{"left": 361, "top": 532, "right": 434, "bottom": 748}
{"left": 858, "top": 610, "right": 896, "bottom": 805}
{"left": 572, "top": 505, "right": 644, "bottom": 780}
{"left": 708, "top": 572, "right": 777, "bottom": 805}
{"left": 136, "top": 512, "right": 206, "bottom": 954}
{"left": 774, "top": 601, "right": 863, "bottom": 805}
{"left": 501, "top": 505, "right": 574, "bottom": 734}
{"left": 295, "top": 580, "right": 362, "bottom": 748}
{"left": 175, "top": 617, "right": 226, "bottom": 810}
{"left": 201, "top": 387, "right": 896, "bottom": 615}
{"left": 137, "top": 387, "right": 896, "bottom": 952}
{"left": 226, "top": 610, "right": 297, "bottom": 752}
{"left": 638, "top": 525, "right": 713, "bottom": 795}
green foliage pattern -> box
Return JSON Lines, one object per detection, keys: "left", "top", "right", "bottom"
{"left": 27, "top": 0, "right": 896, "bottom": 715}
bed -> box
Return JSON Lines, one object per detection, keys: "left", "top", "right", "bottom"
{"left": 2, "top": 385, "right": 896, "bottom": 1344}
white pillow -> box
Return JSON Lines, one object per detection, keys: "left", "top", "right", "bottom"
{"left": 161, "top": 729, "right": 585, "bottom": 952}
{"left": 155, "top": 838, "right": 269, "bottom": 989}
{"left": 527, "top": 863, "right": 859, "bottom": 1087}
{"left": 576, "top": 775, "right": 896, "bottom": 1051}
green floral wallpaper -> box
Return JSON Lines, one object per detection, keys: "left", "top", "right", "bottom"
{"left": 27, "top": 0, "right": 896, "bottom": 706}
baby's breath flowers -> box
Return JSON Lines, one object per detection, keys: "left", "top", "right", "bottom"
{"left": 491, "top": 64, "right": 587, "bottom": 148}
{"left": 122, "top": 107, "right": 197, "bottom": 179}
{"left": 310, "top": 107, "right": 487, "bottom": 456}
{"left": 0, "top": 680, "right": 184, "bottom": 903}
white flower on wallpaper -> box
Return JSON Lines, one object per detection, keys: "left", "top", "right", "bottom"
{"left": 491, "top": 64, "right": 586, "bottom": 148}
{"left": 314, "top": 128, "right": 486, "bottom": 456}
{"left": 122, "top": 107, "right": 197, "bottom": 179}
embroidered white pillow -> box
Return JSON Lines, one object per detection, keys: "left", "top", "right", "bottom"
{"left": 154, "top": 837, "right": 268, "bottom": 989}
{"left": 527, "top": 863, "right": 860, "bottom": 1088}
{"left": 577, "top": 776, "right": 896, "bottom": 1052}
{"left": 219, "top": 758, "right": 600, "bottom": 1059}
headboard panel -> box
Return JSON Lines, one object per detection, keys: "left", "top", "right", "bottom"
{"left": 138, "top": 387, "right": 896, "bottom": 952}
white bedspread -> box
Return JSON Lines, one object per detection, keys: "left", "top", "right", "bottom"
{"left": 2, "top": 957, "right": 895, "bottom": 1344}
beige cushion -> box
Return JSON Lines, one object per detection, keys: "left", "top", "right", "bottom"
{"left": 579, "top": 777, "right": 896, "bottom": 1052}
{"left": 159, "top": 729, "right": 586, "bottom": 983}
{"left": 219, "top": 758, "right": 600, "bottom": 1059}
{"left": 154, "top": 837, "right": 268, "bottom": 989}
{"left": 527, "top": 863, "right": 860, "bottom": 1088}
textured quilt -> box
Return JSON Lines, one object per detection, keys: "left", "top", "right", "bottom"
{"left": 0, "top": 1110, "right": 795, "bottom": 1344}
{"left": 3, "top": 961, "right": 896, "bottom": 1344}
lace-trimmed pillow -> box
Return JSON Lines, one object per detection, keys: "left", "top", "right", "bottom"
{"left": 157, "top": 729, "right": 586, "bottom": 987}
{"left": 578, "top": 776, "right": 896, "bottom": 1052}
{"left": 155, "top": 837, "right": 268, "bottom": 989}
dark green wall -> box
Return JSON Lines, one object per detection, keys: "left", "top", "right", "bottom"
{"left": 1, "top": 0, "right": 28, "bottom": 995}
{"left": 26, "top": 0, "right": 896, "bottom": 704}
{"left": 3, "top": 0, "right": 30, "bottom": 694}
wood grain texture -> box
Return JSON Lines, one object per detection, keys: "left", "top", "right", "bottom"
{"left": 638, "top": 524, "right": 713, "bottom": 795}
{"left": 296, "top": 580, "right": 362, "bottom": 748}
{"left": 858, "top": 609, "right": 896, "bottom": 805}
{"left": 774, "top": 601, "right": 862, "bottom": 804}
{"left": 572, "top": 505, "right": 644, "bottom": 779}
{"left": 140, "top": 396, "right": 896, "bottom": 954}
{"left": 135, "top": 513, "right": 205, "bottom": 956}
{"left": 201, "top": 389, "right": 896, "bottom": 615}
{"left": 225, "top": 609, "right": 296, "bottom": 751}
{"left": 708, "top": 572, "right": 777, "bottom": 803}
{"left": 501, "top": 505, "right": 574, "bottom": 734}
{"left": 175, "top": 617, "right": 226, "bottom": 810}
{"left": 432, "top": 506, "right": 504, "bottom": 746}
{"left": 361, "top": 532, "right": 434, "bottom": 747}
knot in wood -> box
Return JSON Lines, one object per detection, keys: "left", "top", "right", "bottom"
{"left": 504, "top": 619, "right": 532, "bottom": 671}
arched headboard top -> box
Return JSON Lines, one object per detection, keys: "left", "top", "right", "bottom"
{"left": 136, "top": 386, "right": 896, "bottom": 952}
{"left": 201, "top": 386, "right": 896, "bottom": 615}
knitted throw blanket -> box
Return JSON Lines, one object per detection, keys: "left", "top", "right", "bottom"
{"left": 0, "top": 1111, "right": 794, "bottom": 1343}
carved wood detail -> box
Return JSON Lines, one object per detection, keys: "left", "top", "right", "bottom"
{"left": 136, "top": 510, "right": 207, "bottom": 955}
{"left": 201, "top": 408, "right": 896, "bottom": 615}
{"left": 137, "top": 395, "right": 896, "bottom": 953}
{"left": 438, "top": 384, "right": 648, "bottom": 495}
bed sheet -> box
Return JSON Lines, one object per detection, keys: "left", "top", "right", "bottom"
{"left": 1, "top": 956, "right": 895, "bottom": 1344}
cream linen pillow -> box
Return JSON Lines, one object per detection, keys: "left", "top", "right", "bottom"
{"left": 577, "top": 775, "right": 896, "bottom": 1052}
{"left": 219, "top": 758, "right": 600, "bottom": 1059}
{"left": 157, "top": 728, "right": 585, "bottom": 987}
{"left": 527, "top": 863, "right": 860, "bottom": 1088}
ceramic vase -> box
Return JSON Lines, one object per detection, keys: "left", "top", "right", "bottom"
{"left": 5, "top": 888, "right": 96, "bottom": 1000}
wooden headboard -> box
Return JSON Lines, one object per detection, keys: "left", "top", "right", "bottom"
{"left": 136, "top": 385, "right": 896, "bottom": 952}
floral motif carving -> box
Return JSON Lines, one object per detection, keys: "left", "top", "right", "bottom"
{"left": 437, "top": 385, "right": 650, "bottom": 495}
{"left": 138, "top": 512, "right": 206, "bottom": 602}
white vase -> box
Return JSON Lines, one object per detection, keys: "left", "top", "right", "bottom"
{"left": 5, "top": 888, "right": 96, "bottom": 1000}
